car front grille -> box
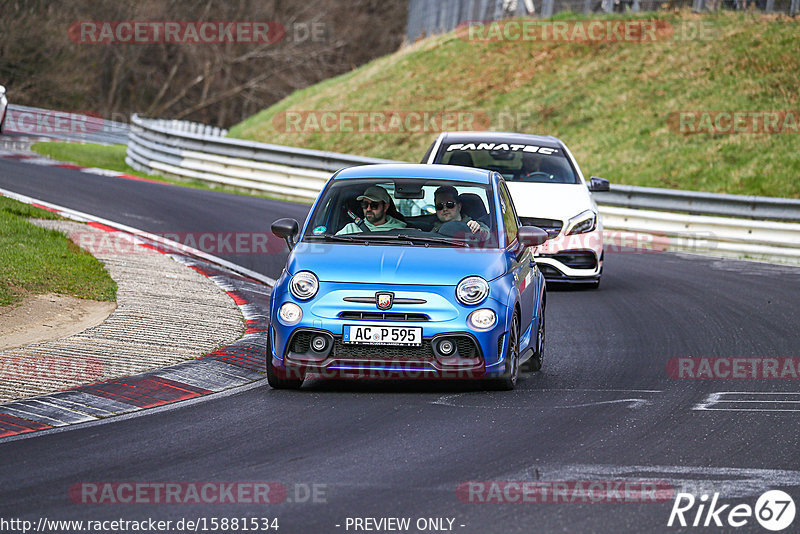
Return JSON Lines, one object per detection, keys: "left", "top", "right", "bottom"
{"left": 520, "top": 217, "right": 563, "bottom": 237}
{"left": 333, "top": 338, "right": 436, "bottom": 361}
{"left": 338, "top": 311, "right": 429, "bottom": 321}
{"left": 288, "top": 331, "right": 481, "bottom": 363}
{"left": 538, "top": 264, "right": 564, "bottom": 278}
{"left": 334, "top": 335, "right": 479, "bottom": 362}
{"left": 548, "top": 251, "right": 598, "bottom": 269}
{"left": 290, "top": 331, "right": 314, "bottom": 353}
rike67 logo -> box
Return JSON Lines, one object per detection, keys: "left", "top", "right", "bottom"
{"left": 668, "top": 490, "right": 795, "bottom": 531}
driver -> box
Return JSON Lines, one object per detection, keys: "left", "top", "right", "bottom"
{"left": 336, "top": 185, "right": 407, "bottom": 234}
{"left": 431, "top": 185, "right": 489, "bottom": 236}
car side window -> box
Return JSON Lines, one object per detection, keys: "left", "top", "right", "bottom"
{"left": 499, "top": 182, "right": 518, "bottom": 248}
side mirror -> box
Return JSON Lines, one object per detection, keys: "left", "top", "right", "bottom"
{"left": 588, "top": 176, "right": 610, "bottom": 192}
{"left": 517, "top": 226, "right": 549, "bottom": 248}
{"left": 271, "top": 218, "right": 299, "bottom": 250}
{"left": 0, "top": 85, "right": 6, "bottom": 97}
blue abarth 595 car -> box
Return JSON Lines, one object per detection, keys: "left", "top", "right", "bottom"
{"left": 268, "top": 163, "right": 548, "bottom": 390}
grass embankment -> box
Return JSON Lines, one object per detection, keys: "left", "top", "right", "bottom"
{"left": 228, "top": 11, "right": 800, "bottom": 198}
{"left": 0, "top": 197, "right": 116, "bottom": 307}
{"left": 31, "top": 142, "right": 162, "bottom": 180}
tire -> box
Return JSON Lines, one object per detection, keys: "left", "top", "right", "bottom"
{"left": 487, "top": 311, "right": 520, "bottom": 391}
{"left": 522, "top": 303, "right": 545, "bottom": 372}
{"left": 266, "top": 331, "right": 304, "bottom": 389}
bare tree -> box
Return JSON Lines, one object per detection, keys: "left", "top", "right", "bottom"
{"left": 0, "top": 0, "right": 407, "bottom": 127}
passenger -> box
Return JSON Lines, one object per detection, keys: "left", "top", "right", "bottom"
{"left": 336, "top": 185, "right": 407, "bottom": 234}
{"left": 431, "top": 185, "right": 489, "bottom": 236}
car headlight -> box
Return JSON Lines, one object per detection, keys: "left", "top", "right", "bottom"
{"left": 565, "top": 210, "right": 597, "bottom": 235}
{"left": 468, "top": 309, "right": 497, "bottom": 330}
{"left": 278, "top": 302, "right": 302, "bottom": 325}
{"left": 290, "top": 271, "right": 318, "bottom": 300}
{"left": 456, "top": 276, "right": 489, "bottom": 306}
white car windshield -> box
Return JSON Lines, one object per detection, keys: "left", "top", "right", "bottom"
{"left": 437, "top": 142, "right": 579, "bottom": 184}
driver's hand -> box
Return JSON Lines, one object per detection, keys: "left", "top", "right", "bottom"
{"left": 467, "top": 220, "right": 481, "bottom": 233}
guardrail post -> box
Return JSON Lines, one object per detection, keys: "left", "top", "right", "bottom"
{"left": 765, "top": 0, "right": 775, "bottom": 11}
{"left": 790, "top": 0, "right": 798, "bottom": 14}
{"left": 692, "top": 0, "right": 705, "bottom": 11}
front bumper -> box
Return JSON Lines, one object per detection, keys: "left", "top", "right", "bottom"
{"left": 534, "top": 226, "right": 603, "bottom": 281}
{"left": 270, "top": 284, "right": 511, "bottom": 380}
{"left": 535, "top": 250, "right": 602, "bottom": 282}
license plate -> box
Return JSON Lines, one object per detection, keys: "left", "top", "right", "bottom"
{"left": 343, "top": 324, "right": 422, "bottom": 346}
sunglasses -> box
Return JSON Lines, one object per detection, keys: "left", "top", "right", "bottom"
{"left": 360, "top": 200, "right": 382, "bottom": 210}
{"left": 435, "top": 201, "right": 456, "bottom": 211}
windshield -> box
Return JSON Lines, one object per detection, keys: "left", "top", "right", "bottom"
{"left": 436, "top": 141, "right": 579, "bottom": 184}
{"left": 303, "top": 178, "right": 500, "bottom": 248}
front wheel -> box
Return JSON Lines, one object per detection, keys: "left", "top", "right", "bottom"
{"left": 266, "top": 331, "right": 304, "bottom": 389}
{"left": 487, "top": 312, "right": 520, "bottom": 391}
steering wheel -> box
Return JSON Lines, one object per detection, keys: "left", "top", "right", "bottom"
{"left": 437, "top": 221, "right": 480, "bottom": 244}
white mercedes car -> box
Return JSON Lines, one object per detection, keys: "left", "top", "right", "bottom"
{"left": 423, "top": 131, "right": 609, "bottom": 288}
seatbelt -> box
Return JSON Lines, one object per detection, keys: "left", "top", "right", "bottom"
{"left": 346, "top": 210, "right": 371, "bottom": 232}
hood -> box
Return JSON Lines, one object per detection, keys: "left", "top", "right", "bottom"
{"left": 287, "top": 242, "right": 507, "bottom": 286}
{"left": 506, "top": 182, "right": 594, "bottom": 220}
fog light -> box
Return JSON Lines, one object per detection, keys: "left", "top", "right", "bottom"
{"left": 468, "top": 309, "right": 497, "bottom": 331}
{"left": 278, "top": 302, "right": 302, "bottom": 325}
{"left": 311, "top": 335, "right": 328, "bottom": 352}
{"left": 438, "top": 339, "right": 455, "bottom": 356}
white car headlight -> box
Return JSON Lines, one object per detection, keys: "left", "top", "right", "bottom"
{"left": 565, "top": 210, "right": 597, "bottom": 235}
{"left": 290, "top": 271, "right": 318, "bottom": 300}
{"left": 456, "top": 276, "right": 489, "bottom": 306}
{"left": 468, "top": 309, "right": 497, "bottom": 330}
{"left": 278, "top": 302, "right": 302, "bottom": 325}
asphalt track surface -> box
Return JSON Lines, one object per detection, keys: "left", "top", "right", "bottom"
{"left": 1, "top": 158, "right": 800, "bottom": 533}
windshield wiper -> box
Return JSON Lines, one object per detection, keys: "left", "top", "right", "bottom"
{"left": 395, "top": 234, "right": 471, "bottom": 248}
{"left": 306, "top": 233, "right": 470, "bottom": 248}
{"left": 305, "top": 233, "right": 413, "bottom": 245}
{"left": 305, "top": 233, "right": 365, "bottom": 243}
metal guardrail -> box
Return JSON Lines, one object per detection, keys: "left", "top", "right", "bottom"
{"left": 126, "top": 115, "right": 800, "bottom": 264}
{"left": 126, "top": 114, "right": 394, "bottom": 199}
{"left": 4, "top": 104, "right": 130, "bottom": 145}
{"left": 593, "top": 186, "right": 800, "bottom": 222}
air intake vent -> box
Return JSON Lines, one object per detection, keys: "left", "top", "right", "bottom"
{"left": 338, "top": 312, "right": 429, "bottom": 321}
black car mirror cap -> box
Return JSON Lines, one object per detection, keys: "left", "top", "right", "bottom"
{"left": 271, "top": 218, "right": 300, "bottom": 250}
{"left": 517, "top": 226, "right": 549, "bottom": 247}
{"left": 588, "top": 176, "right": 610, "bottom": 192}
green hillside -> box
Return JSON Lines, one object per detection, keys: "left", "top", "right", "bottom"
{"left": 229, "top": 11, "right": 800, "bottom": 198}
